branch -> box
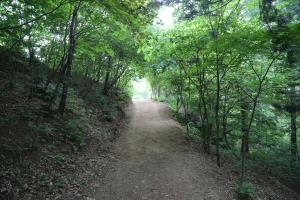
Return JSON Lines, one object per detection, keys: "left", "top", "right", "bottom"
{"left": 246, "top": 52, "right": 281, "bottom": 132}
{"left": 247, "top": 59, "right": 261, "bottom": 82}
{"left": 0, "top": 1, "right": 67, "bottom": 31}
{"left": 261, "top": 52, "right": 282, "bottom": 83}
{"left": 231, "top": 80, "right": 255, "bottom": 101}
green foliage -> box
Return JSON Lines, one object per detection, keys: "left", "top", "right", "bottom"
{"left": 0, "top": 144, "right": 22, "bottom": 155}
{"left": 52, "top": 173, "right": 66, "bottom": 189}
{"left": 251, "top": 142, "right": 300, "bottom": 187}
{"left": 185, "top": 123, "right": 202, "bottom": 140}
{"left": 235, "top": 182, "right": 256, "bottom": 200}
{"left": 142, "top": 0, "right": 300, "bottom": 192}
{"left": 104, "top": 112, "right": 117, "bottom": 122}
{"left": 62, "top": 119, "right": 86, "bottom": 151}
{"left": 51, "top": 154, "right": 66, "bottom": 165}
{"left": 0, "top": 0, "right": 299, "bottom": 198}
{"left": 30, "top": 122, "right": 55, "bottom": 138}
{"left": 37, "top": 172, "right": 50, "bottom": 187}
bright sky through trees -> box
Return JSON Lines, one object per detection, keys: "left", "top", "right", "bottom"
{"left": 1, "top": 0, "right": 300, "bottom": 198}
{"left": 132, "top": 78, "right": 152, "bottom": 100}
{"left": 156, "top": 6, "right": 175, "bottom": 28}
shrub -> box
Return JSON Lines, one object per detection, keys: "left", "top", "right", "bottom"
{"left": 0, "top": 143, "right": 23, "bottom": 155}
{"left": 235, "top": 182, "right": 256, "bottom": 200}
{"left": 52, "top": 154, "right": 66, "bottom": 165}
{"left": 53, "top": 173, "right": 66, "bottom": 189}
{"left": 62, "top": 119, "right": 86, "bottom": 151}
{"left": 185, "top": 122, "right": 202, "bottom": 140}
{"left": 104, "top": 112, "right": 117, "bottom": 122}
{"left": 30, "top": 122, "right": 55, "bottom": 137}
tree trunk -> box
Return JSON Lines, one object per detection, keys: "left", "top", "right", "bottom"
{"left": 58, "top": 4, "right": 80, "bottom": 115}
{"left": 197, "top": 68, "right": 211, "bottom": 153}
{"left": 103, "top": 56, "right": 112, "bottom": 95}
{"left": 240, "top": 93, "right": 249, "bottom": 185}
{"left": 241, "top": 95, "right": 249, "bottom": 154}
{"left": 27, "top": 25, "right": 35, "bottom": 99}
{"left": 222, "top": 93, "right": 230, "bottom": 148}
{"left": 290, "top": 84, "right": 299, "bottom": 164}
{"left": 215, "top": 55, "right": 221, "bottom": 167}
{"left": 58, "top": 69, "right": 69, "bottom": 114}
{"left": 45, "top": 16, "right": 70, "bottom": 91}
{"left": 222, "top": 114, "right": 229, "bottom": 148}
{"left": 290, "top": 110, "right": 298, "bottom": 163}
{"left": 157, "top": 86, "right": 161, "bottom": 98}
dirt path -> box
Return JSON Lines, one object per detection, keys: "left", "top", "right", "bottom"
{"left": 93, "top": 100, "right": 237, "bottom": 200}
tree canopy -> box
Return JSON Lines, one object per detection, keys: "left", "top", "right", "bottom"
{"left": 0, "top": 0, "right": 300, "bottom": 198}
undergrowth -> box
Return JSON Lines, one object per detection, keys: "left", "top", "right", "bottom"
{"left": 0, "top": 47, "right": 130, "bottom": 199}
{"left": 170, "top": 107, "right": 300, "bottom": 199}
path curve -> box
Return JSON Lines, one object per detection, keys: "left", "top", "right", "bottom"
{"left": 95, "top": 100, "right": 236, "bottom": 200}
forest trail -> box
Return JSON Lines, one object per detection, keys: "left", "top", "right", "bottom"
{"left": 94, "top": 100, "right": 236, "bottom": 200}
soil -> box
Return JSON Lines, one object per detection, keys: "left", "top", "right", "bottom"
{"left": 87, "top": 100, "right": 299, "bottom": 200}
{"left": 3, "top": 100, "right": 297, "bottom": 199}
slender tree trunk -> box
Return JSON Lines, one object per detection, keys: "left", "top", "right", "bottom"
{"left": 58, "top": 67, "right": 70, "bottom": 114}
{"left": 103, "top": 56, "right": 112, "bottom": 95}
{"left": 241, "top": 94, "right": 249, "bottom": 154}
{"left": 176, "top": 95, "right": 180, "bottom": 113}
{"left": 215, "top": 55, "right": 221, "bottom": 167}
{"left": 157, "top": 85, "right": 161, "bottom": 98}
{"left": 58, "top": 4, "right": 80, "bottom": 115}
{"left": 222, "top": 93, "right": 230, "bottom": 148}
{"left": 290, "top": 110, "right": 298, "bottom": 163}
{"left": 240, "top": 93, "right": 249, "bottom": 185}
{"left": 222, "top": 113, "right": 229, "bottom": 148}
{"left": 290, "top": 84, "right": 299, "bottom": 164}
{"left": 186, "top": 79, "right": 191, "bottom": 134}
{"left": 27, "top": 25, "right": 35, "bottom": 66}
{"left": 45, "top": 15, "right": 71, "bottom": 91}
{"left": 287, "top": 47, "right": 300, "bottom": 163}
{"left": 103, "top": 70, "right": 110, "bottom": 95}
{"left": 27, "top": 25, "right": 36, "bottom": 99}
{"left": 240, "top": 54, "right": 279, "bottom": 185}
{"left": 197, "top": 69, "right": 211, "bottom": 153}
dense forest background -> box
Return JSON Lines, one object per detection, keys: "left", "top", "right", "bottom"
{"left": 0, "top": 1, "right": 157, "bottom": 199}
{"left": 143, "top": 0, "right": 300, "bottom": 197}
{"left": 0, "top": 0, "right": 300, "bottom": 199}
